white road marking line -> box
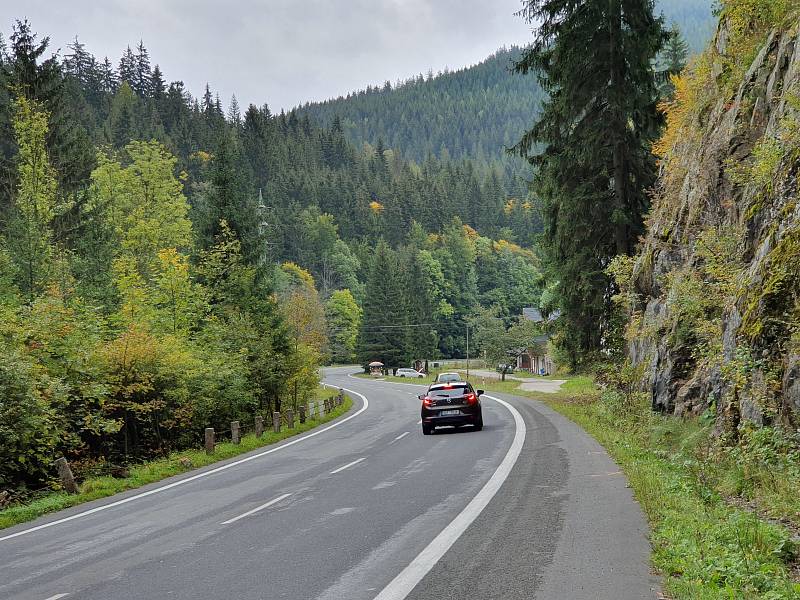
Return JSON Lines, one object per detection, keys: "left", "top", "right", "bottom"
{"left": 0, "top": 388, "right": 369, "bottom": 543}
{"left": 330, "top": 457, "right": 366, "bottom": 474}
{"left": 43, "top": 594, "right": 69, "bottom": 600}
{"left": 390, "top": 432, "right": 410, "bottom": 444}
{"left": 372, "top": 394, "right": 526, "bottom": 600}
{"left": 416, "top": 420, "right": 422, "bottom": 425}
{"left": 221, "top": 493, "right": 292, "bottom": 525}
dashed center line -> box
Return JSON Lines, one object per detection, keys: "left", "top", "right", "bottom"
{"left": 43, "top": 594, "right": 69, "bottom": 600}
{"left": 330, "top": 457, "right": 366, "bottom": 474}
{"left": 390, "top": 432, "right": 410, "bottom": 444}
{"left": 221, "top": 493, "right": 292, "bottom": 525}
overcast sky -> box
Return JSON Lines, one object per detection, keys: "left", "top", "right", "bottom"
{"left": 7, "top": 0, "right": 532, "bottom": 112}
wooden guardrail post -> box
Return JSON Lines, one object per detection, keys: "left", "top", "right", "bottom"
{"left": 55, "top": 457, "right": 79, "bottom": 494}
{"left": 299, "top": 405, "right": 306, "bottom": 424}
{"left": 255, "top": 416, "right": 264, "bottom": 438}
{"left": 273, "top": 412, "right": 281, "bottom": 433}
{"left": 205, "top": 428, "right": 215, "bottom": 454}
{"left": 287, "top": 409, "right": 295, "bottom": 429}
{"left": 231, "top": 421, "right": 240, "bottom": 444}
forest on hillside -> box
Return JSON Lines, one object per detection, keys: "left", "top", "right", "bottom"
{"left": 0, "top": 20, "right": 545, "bottom": 490}
{"left": 299, "top": 0, "right": 714, "bottom": 166}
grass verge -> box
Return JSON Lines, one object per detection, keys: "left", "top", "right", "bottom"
{"left": 475, "top": 374, "right": 800, "bottom": 599}
{"left": 0, "top": 392, "right": 353, "bottom": 531}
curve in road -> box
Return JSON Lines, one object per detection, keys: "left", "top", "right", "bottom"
{"left": 0, "top": 367, "right": 659, "bottom": 600}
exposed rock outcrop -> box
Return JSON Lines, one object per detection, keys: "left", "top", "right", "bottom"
{"left": 630, "top": 16, "right": 800, "bottom": 431}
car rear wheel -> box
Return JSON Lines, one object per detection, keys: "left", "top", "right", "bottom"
{"left": 474, "top": 413, "right": 484, "bottom": 431}
{"left": 422, "top": 423, "right": 433, "bottom": 435}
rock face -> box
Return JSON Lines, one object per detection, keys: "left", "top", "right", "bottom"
{"left": 630, "top": 17, "right": 800, "bottom": 431}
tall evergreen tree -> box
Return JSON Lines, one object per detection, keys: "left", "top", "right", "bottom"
{"left": 514, "top": 0, "right": 667, "bottom": 366}
{"left": 63, "top": 37, "right": 92, "bottom": 86}
{"left": 150, "top": 64, "right": 166, "bottom": 101}
{"left": 659, "top": 24, "right": 689, "bottom": 96}
{"left": 357, "top": 241, "right": 408, "bottom": 368}
{"left": 117, "top": 46, "right": 136, "bottom": 88}
{"left": 99, "top": 56, "right": 118, "bottom": 93}
{"left": 133, "top": 40, "right": 152, "bottom": 97}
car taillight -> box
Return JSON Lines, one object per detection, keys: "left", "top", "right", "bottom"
{"left": 464, "top": 393, "right": 478, "bottom": 405}
{"left": 422, "top": 396, "right": 433, "bottom": 407}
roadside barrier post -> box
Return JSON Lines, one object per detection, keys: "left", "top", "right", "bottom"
{"left": 205, "top": 428, "right": 215, "bottom": 455}
{"left": 231, "top": 421, "right": 240, "bottom": 445}
{"left": 55, "top": 457, "right": 79, "bottom": 494}
{"left": 338, "top": 389, "right": 344, "bottom": 406}
{"left": 299, "top": 405, "right": 306, "bottom": 424}
{"left": 273, "top": 412, "right": 281, "bottom": 433}
{"left": 255, "top": 416, "right": 264, "bottom": 438}
{"left": 287, "top": 409, "right": 295, "bottom": 429}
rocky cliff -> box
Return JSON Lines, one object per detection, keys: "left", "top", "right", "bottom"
{"left": 627, "top": 8, "right": 800, "bottom": 434}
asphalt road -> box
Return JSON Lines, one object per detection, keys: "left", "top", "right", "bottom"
{"left": 0, "top": 367, "right": 660, "bottom": 600}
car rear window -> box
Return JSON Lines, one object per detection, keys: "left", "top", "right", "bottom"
{"left": 430, "top": 385, "right": 469, "bottom": 398}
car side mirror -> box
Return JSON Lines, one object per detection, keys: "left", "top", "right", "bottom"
{"left": 476, "top": 389, "right": 485, "bottom": 396}
{"left": 418, "top": 394, "right": 425, "bottom": 400}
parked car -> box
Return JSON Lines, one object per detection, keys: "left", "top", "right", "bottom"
{"left": 435, "top": 372, "right": 461, "bottom": 383}
{"left": 419, "top": 382, "right": 484, "bottom": 435}
{"left": 396, "top": 368, "right": 425, "bottom": 378}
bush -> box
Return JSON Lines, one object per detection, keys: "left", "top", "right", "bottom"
{"left": 0, "top": 350, "right": 64, "bottom": 488}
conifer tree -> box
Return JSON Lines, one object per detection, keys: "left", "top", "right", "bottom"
{"left": 227, "top": 94, "right": 241, "bottom": 126}
{"left": 117, "top": 46, "right": 136, "bottom": 88}
{"left": 357, "top": 241, "right": 408, "bottom": 368}
{"left": 659, "top": 24, "right": 689, "bottom": 96}
{"left": 99, "top": 56, "right": 118, "bottom": 93}
{"left": 514, "top": 0, "right": 667, "bottom": 366}
{"left": 133, "top": 40, "right": 152, "bottom": 97}
{"left": 150, "top": 64, "right": 166, "bottom": 101}
{"left": 64, "top": 37, "right": 92, "bottom": 86}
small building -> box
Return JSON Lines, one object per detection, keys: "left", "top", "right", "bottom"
{"left": 368, "top": 361, "right": 384, "bottom": 377}
{"left": 519, "top": 306, "right": 560, "bottom": 375}
{"left": 517, "top": 334, "right": 555, "bottom": 376}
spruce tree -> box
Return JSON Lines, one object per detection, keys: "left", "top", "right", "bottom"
{"left": 357, "top": 241, "right": 408, "bottom": 368}
{"left": 514, "top": 0, "right": 667, "bottom": 366}
{"left": 99, "top": 56, "right": 118, "bottom": 93}
{"left": 150, "top": 64, "right": 166, "bottom": 101}
{"left": 117, "top": 46, "right": 136, "bottom": 88}
{"left": 659, "top": 24, "right": 689, "bottom": 96}
{"left": 134, "top": 40, "right": 152, "bottom": 97}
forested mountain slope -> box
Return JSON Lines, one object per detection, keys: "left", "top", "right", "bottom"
{"left": 298, "top": 0, "right": 715, "bottom": 165}
{"left": 0, "top": 20, "right": 546, "bottom": 490}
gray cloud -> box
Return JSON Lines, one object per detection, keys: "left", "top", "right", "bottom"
{"left": 7, "top": 0, "right": 531, "bottom": 111}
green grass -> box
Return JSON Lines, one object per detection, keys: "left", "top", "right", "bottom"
{"left": 0, "top": 394, "right": 353, "bottom": 531}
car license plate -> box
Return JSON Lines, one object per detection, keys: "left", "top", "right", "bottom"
{"left": 440, "top": 410, "right": 460, "bottom": 416}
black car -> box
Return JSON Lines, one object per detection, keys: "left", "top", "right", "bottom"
{"left": 419, "top": 382, "right": 484, "bottom": 435}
